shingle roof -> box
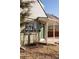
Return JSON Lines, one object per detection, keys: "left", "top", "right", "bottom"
{"left": 46, "top": 14, "right": 59, "bottom": 20}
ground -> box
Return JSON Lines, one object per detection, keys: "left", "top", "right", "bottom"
{"left": 20, "top": 43, "right": 59, "bottom": 59}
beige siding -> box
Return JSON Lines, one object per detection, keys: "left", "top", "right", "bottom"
{"left": 28, "top": 0, "right": 47, "bottom": 19}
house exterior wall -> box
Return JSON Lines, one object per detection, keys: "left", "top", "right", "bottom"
{"left": 20, "top": 0, "right": 47, "bottom": 46}
{"left": 20, "top": 33, "right": 24, "bottom": 46}
{"left": 21, "top": 32, "right": 39, "bottom": 45}
{"left": 28, "top": 0, "right": 47, "bottom": 19}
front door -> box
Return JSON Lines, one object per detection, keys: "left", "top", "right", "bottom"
{"left": 39, "top": 24, "right": 45, "bottom": 39}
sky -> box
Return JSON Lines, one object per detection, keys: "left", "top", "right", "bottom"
{"left": 41, "top": 0, "right": 59, "bottom": 17}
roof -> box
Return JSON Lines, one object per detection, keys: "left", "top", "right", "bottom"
{"left": 37, "top": 14, "right": 59, "bottom": 25}
{"left": 46, "top": 14, "right": 59, "bottom": 20}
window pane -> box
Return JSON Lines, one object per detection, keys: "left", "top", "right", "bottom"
{"left": 48, "top": 25, "right": 53, "bottom": 37}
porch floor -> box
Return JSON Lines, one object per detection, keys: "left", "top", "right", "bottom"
{"left": 40, "top": 37, "right": 59, "bottom": 44}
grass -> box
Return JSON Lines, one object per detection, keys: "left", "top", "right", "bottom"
{"left": 20, "top": 43, "right": 59, "bottom": 59}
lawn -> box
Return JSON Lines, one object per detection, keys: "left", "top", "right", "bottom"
{"left": 20, "top": 43, "right": 59, "bottom": 59}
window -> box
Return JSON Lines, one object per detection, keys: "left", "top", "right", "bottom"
{"left": 48, "top": 25, "right": 59, "bottom": 37}
{"left": 25, "top": 21, "right": 40, "bottom": 32}
{"left": 48, "top": 25, "right": 53, "bottom": 37}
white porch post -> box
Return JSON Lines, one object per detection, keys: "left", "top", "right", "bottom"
{"left": 45, "top": 22, "right": 48, "bottom": 45}
{"left": 53, "top": 24, "right": 55, "bottom": 39}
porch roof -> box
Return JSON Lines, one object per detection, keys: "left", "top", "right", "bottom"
{"left": 48, "top": 18, "right": 59, "bottom": 25}
{"left": 37, "top": 17, "right": 48, "bottom": 24}
{"left": 37, "top": 17, "right": 59, "bottom": 25}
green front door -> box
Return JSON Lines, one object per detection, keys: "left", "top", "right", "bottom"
{"left": 39, "top": 24, "right": 45, "bottom": 39}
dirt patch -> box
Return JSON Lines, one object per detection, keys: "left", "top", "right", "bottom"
{"left": 20, "top": 44, "right": 59, "bottom": 59}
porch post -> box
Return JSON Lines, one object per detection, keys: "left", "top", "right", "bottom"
{"left": 45, "top": 22, "right": 48, "bottom": 45}
{"left": 53, "top": 24, "right": 55, "bottom": 39}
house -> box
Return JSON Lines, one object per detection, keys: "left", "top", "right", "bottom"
{"left": 20, "top": 0, "right": 59, "bottom": 46}
{"left": 38, "top": 14, "right": 59, "bottom": 44}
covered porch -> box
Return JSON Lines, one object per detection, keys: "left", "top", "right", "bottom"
{"left": 20, "top": 17, "right": 59, "bottom": 46}
{"left": 38, "top": 17, "right": 59, "bottom": 44}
